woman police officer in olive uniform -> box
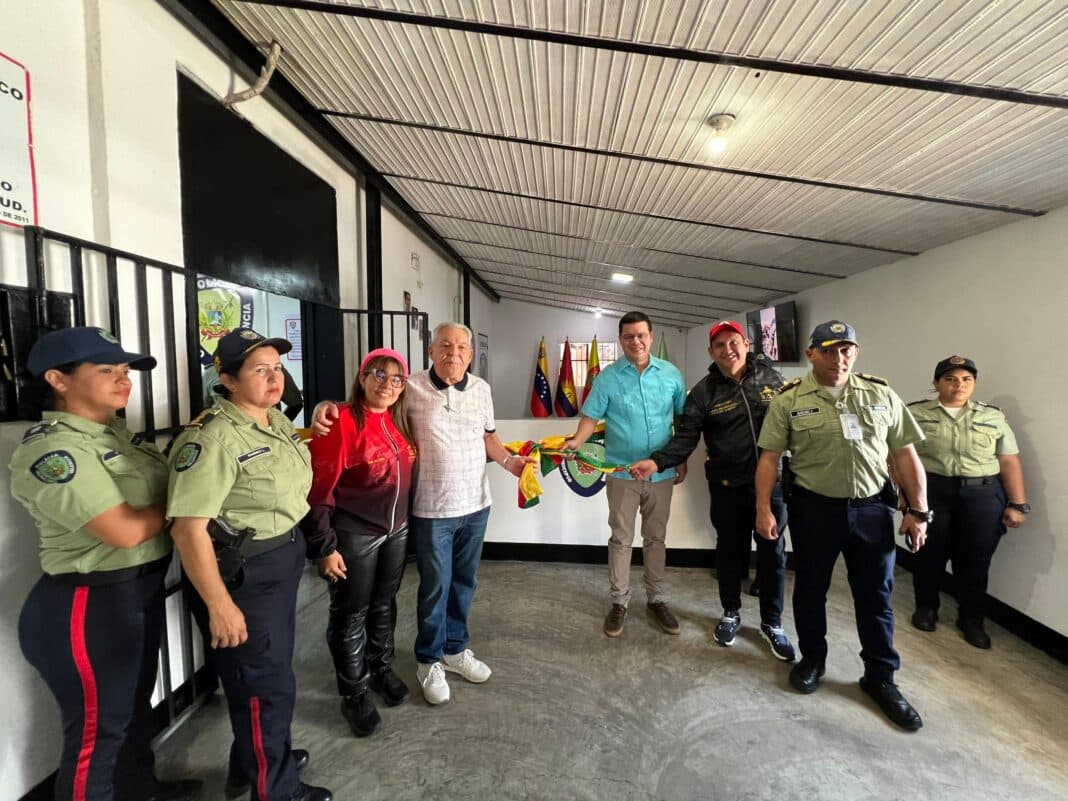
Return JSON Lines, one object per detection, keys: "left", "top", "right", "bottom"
{"left": 167, "top": 329, "right": 331, "bottom": 801}
{"left": 908, "top": 355, "right": 1029, "bottom": 649}
{"left": 10, "top": 327, "right": 200, "bottom": 801}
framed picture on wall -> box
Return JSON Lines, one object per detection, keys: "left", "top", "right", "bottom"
{"left": 403, "top": 290, "right": 411, "bottom": 313}
{"left": 410, "top": 306, "right": 419, "bottom": 330}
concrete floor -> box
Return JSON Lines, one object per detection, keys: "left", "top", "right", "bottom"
{"left": 156, "top": 561, "right": 1068, "bottom": 801}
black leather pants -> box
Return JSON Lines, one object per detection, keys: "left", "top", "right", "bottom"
{"left": 326, "top": 523, "right": 408, "bottom": 697}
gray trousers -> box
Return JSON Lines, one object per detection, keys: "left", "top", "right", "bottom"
{"left": 605, "top": 476, "right": 675, "bottom": 606}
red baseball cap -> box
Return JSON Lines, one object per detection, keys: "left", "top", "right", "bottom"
{"left": 709, "top": 320, "right": 745, "bottom": 342}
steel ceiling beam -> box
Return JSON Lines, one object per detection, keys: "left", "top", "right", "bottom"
{"left": 323, "top": 111, "right": 1042, "bottom": 217}
{"left": 385, "top": 173, "right": 919, "bottom": 255}
{"left": 421, "top": 211, "right": 847, "bottom": 279}
{"left": 238, "top": 0, "right": 1068, "bottom": 109}
{"left": 495, "top": 287, "right": 705, "bottom": 329}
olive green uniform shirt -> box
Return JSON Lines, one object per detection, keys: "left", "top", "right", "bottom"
{"left": 9, "top": 412, "right": 171, "bottom": 575}
{"left": 167, "top": 398, "right": 312, "bottom": 539}
{"left": 908, "top": 399, "right": 1018, "bottom": 478}
{"left": 758, "top": 371, "right": 924, "bottom": 499}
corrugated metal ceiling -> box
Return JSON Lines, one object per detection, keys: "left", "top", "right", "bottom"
{"left": 212, "top": 0, "right": 1068, "bottom": 324}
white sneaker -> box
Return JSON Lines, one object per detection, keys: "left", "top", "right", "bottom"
{"left": 416, "top": 662, "right": 450, "bottom": 705}
{"left": 442, "top": 649, "right": 492, "bottom": 683}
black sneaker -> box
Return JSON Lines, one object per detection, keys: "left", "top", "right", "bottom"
{"left": 713, "top": 613, "right": 740, "bottom": 646}
{"left": 341, "top": 691, "right": 383, "bottom": 737}
{"left": 859, "top": 676, "right": 923, "bottom": 731}
{"left": 911, "top": 607, "right": 938, "bottom": 632}
{"left": 225, "top": 750, "right": 308, "bottom": 799}
{"left": 957, "top": 618, "right": 992, "bottom": 649}
{"left": 759, "top": 623, "right": 796, "bottom": 662}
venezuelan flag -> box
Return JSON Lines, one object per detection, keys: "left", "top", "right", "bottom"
{"left": 530, "top": 337, "right": 552, "bottom": 417}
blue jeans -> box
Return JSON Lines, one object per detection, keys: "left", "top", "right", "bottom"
{"left": 412, "top": 506, "right": 491, "bottom": 664}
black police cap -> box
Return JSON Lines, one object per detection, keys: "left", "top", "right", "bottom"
{"left": 934, "top": 355, "right": 978, "bottom": 381}
{"left": 26, "top": 327, "right": 156, "bottom": 376}
{"left": 212, "top": 328, "right": 292, "bottom": 373}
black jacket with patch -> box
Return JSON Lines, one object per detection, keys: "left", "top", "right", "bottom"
{"left": 650, "top": 353, "right": 785, "bottom": 487}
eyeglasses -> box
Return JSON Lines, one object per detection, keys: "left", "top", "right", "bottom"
{"left": 363, "top": 368, "right": 407, "bottom": 388}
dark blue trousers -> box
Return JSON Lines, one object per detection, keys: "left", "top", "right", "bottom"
{"left": 709, "top": 482, "right": 787, "bottom": 625}
{"left": 18, "top": 561, "right": 168, "bottom": 801}
{"left": 186, "top": 531, "right": 304, "bottom": 801}
{"left": 788, "top": 488, "right": 900, "bottom": 681}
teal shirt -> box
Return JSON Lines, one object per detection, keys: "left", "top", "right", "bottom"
{"left": 580, "top": 356, "right": 687, "bottom": 481}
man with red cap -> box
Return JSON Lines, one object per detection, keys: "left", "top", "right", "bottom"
{"left": 631, "top": 320, "right": 795, "bottom": 660}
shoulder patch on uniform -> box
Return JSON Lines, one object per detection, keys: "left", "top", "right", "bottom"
{"left": 855, "top": 372, "right": 888, "bottom": 386}
{"left": 777, "top": 378, "right": 802, "bottom": 394}
{"left": 21, "top": 422, "right": 55, "bottom": 443}
{"left": 30, "top": 450, "right": 77, "bottom": 484}
{"left": 184, "top": 407, "right": 222, "bottom": 429}
{"left": 237, "top": 446, "right": 271, "bottom": 464}
{"left": 975, "top": 401, "right": 1001, "bottom": 411}
{"left": 174, "top": 442, "right": 202, "bottom": 472}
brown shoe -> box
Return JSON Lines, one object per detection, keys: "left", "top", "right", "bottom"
{"left": 604, "top": 604, "right": 627, "bottom": 637}
{"left": 647, "top": 602, "right": 680, "bottom": 635}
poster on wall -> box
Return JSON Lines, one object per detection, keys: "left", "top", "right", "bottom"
{"left": 0, "top": 51, "right": 38, "bottom": 228}
{"left": 477, "top": 332, "right": 489, "bottom": 380}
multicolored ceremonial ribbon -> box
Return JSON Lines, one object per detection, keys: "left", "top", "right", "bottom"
{"left": 503, "top": 424, "right": 630, "bottom": 509}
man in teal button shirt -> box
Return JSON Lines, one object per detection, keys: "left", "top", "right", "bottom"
{"left": 565, "top": 312, "right": 687, "bottom": 638}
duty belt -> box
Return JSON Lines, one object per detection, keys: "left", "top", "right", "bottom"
{"left": 928, "top": 473, "right": 999, "bottom": 488}
{"left": 792, "top": 484, "right": 884, "bottom": 506}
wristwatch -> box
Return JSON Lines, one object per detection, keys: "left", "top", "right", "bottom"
{"left": 905, "top": 507, "right": 935, "bottom": 524}
{"left": 1006, "top": 502, "right": 1031, "bottom": 514}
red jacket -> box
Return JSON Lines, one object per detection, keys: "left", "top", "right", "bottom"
{"left": 302, "top": 404, "right": 416, "bottom": 558}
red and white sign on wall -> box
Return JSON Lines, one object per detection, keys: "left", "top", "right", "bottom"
{"left": 0, "top": 51, "right": 37, "bottom": 228}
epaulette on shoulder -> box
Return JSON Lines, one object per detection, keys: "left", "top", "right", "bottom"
{"left": 184, "top": 407, "right": 222, "bottom": 429}
{"left": 975, "top": 400, "right": 1001, "bottom": 411}
{"left": 907, "top": 399, "right": 929, "bottom": 406}
{"left": 855, "top": 372, "right": 888, "bottom": 386}
{"left": 777, "top": 378, "right": 802, "bottom": 394}
{"left": 21, "top": 420, "right": 57, "bottom": 443}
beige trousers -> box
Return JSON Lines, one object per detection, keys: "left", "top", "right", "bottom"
{"left": 605, "top": 476, "right": 675, "bottom": 606}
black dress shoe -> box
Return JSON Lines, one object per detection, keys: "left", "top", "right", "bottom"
{"left": 748, "top": 579, "right": 760, "bottom": 597}
{"left": 859, "top": 676, "right": 923, "bottom": 731}
{"left": 225, "top": 749, "right": 309, "bottom": 799}
{"left": 911, "top": 607, "right": 938, "bottom": 632}
{"left": 342, "top": 691, "right": 383, "bottom": 737}
{"left": 291, "top": 783, "right": 333, "bottom": 801}
{"left": 370, "top": 669, "right": 411, "bottom": 706}
{"left": 126, "top": 778, "right": 203, "bottom": 801}
{"left": 789, "top": 660, "right": 825, "bottom": 694}
{"left": 957, "top": 618, "right": 992, "bottom": 649}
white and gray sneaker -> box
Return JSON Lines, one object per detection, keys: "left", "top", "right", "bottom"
{"left": 442, "top": 649, "right": 492, "bottom": 683}
{"left": 416, "top": 661, "right": 451, "bottom": 705}
{"left": 713, "top": 613, "right": 741, "bottom": 646}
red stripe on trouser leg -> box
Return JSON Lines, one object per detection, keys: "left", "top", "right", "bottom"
{"left": 69, "top": 587, "right": 98, "bottom": 801}
{"left": 250, "top": 696, "right": 268, "bottom": 800}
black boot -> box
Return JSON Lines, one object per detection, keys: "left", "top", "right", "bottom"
{"left": 341, "top": 691, "right": 383, "bottom": 737}
{"left": 291, "top": 783, "right": 333, "bottom": 801}
{"left": 957, "top": 617, "right": 992, "bottom": 649}
{"left": 225, "top": 749, "right": 309, "bottom": 799}
{"left": 370, "top": 669, "right": 411, "bottom": 706}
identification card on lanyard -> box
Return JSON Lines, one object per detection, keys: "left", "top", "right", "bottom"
{"left": 840, "top": 413, "right": 863, "bottom": 440}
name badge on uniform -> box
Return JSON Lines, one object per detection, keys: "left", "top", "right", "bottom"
{"left": 840, "top": 413, "right": 863, "bottom": 440}
{"left": 238, "top": 446, "right": 271, "bottom": 464}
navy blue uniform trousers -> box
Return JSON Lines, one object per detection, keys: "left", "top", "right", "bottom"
{"left": 788, "top": 487, "right": 900, "bottom": 681}
{"left": 186, "top": 530, "right": 304, "bottom": 801}
{"left": 18, "top": 560, "right": 168, "bottom": 801}
{"left": 709, "top": 482, "right": 787, "bottom": 625}
{"left": 913, "top": 473, "right": 1005, "bottom": 622}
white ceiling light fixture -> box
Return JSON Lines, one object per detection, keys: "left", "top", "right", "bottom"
{"left": 593, "top": 307, "right": 603, "bottom": 319}
{"left": 611, "top": 272, "right": 634, "bottom": 284}
{"left": 706, "top": 113, "right": 736, "bottom": 157}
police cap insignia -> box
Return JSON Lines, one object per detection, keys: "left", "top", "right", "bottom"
{"left": 97, "top": 328, "right": 120, "bottom": 344}
{"left": 30, "top": 451, "right": 77, "bottom": 484}
{"left": 240, "top": 330, "right": 260, "bottom": 340}
{"left": 949, "top": 356, "right": 965, "bottom": 365}
{"left": 174, "top": 442, "right": 202, "bottom": 472}
{"left": 830, "top": 323, "right": 846, "bottom": 334}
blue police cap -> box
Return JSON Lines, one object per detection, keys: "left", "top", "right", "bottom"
{"left": 212, "top": 328, "right": 292, "bottom": 373}
{"left": 934, "top": 355, "right": 978, "bottom": 381}
{"left": 808, "top": 320, "right": 858, "bottom": 350}
{"left": 26, "top": 327, "right": 156, "bottom": 376}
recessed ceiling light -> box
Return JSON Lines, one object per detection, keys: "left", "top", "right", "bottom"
{"left": 611, "top": 272, "right": 633, "bottom": 284}
{"left": 593, "top": 307, "right": 603, "bottom": 319}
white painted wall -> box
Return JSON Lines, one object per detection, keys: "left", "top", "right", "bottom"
{"left": 769, "top": 206, "right": 1068, "bottom": 637}
{"left": 488, "top": 299, "right": 690, "bottom": 419}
